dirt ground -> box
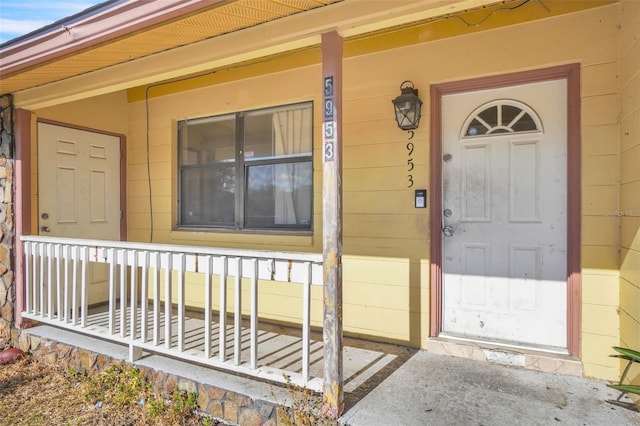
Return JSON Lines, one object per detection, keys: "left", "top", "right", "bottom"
{"left": 0, "top": 353, "right": 216, "bottom": 425}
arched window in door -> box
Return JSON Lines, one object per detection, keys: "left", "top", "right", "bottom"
{"left": 460, "top": 99, "right": 543, "bottom": 138}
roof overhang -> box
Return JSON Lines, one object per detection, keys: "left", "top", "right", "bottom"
{"left": 0, "top": 0, "right": 614, "bottom": 109}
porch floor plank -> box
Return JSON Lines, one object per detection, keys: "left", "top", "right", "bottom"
{"left": 24, "top": 306, "right": 412, "bottom": 396}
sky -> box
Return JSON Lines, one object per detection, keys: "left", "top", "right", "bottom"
{"left": 0, "top": 1, "right": 102, "bottom": 44}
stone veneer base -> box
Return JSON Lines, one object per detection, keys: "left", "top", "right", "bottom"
{"left": 10, "top": 325, "right": 300, "bottom": 426}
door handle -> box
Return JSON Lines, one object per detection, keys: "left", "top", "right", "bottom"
{"left": 41, "top": 226, "right": 51, "bottom": 233}
{"left": 442, "top": 225, "right": 454, "bottom": 237}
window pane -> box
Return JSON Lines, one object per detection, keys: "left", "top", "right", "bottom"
{"left": 181, "top": 166, "right": 235, "bottom": 226}
{"left": 466, "top": 118, "right": 488, "bottom": 136}
{"left": 245, "top": 162, "right": 312, "bottom": 228}
{"left": 244, "top": 103, "right": 312, "bottom": 161}
{"left": 180, "top": 115, "right": 236, "bottom": 166}
{"left": 478, "top": 106, "right": 498, "bottom": 127}
{"left": 512, "top": 112, "right": 538, "bottom": 132}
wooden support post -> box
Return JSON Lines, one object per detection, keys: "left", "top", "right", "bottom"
{"left": 321, "top": 30, "right": 344, "bottom": 419}
{"left": 14, "top": 108, "right": 32, "bottom": 329}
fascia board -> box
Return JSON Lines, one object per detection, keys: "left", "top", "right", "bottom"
{"left": 0, "top": 0, "right": 226, "bottom": 77}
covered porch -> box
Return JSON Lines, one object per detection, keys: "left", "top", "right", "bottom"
{"left": 20, "top": 235, "right": 329, "bottom": 390}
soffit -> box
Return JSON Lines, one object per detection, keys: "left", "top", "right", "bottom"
{"left": 4, "top": 0, "right": 616, "bottom": 109}
{"left": 0, "top": 0, "right": 340, "bottom": 95}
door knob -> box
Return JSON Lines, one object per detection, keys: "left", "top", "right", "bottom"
{"left": 442, "top": 225, "right": 454, "bottom": 237}
{"left": 41, "top": 226, "right": 51, "bottom": 233}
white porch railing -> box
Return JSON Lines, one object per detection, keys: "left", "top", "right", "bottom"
{"left": 20, "top": 235, "right": 324, "bottom": 390}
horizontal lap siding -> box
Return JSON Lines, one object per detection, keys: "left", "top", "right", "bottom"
{"left": 16, "top": 4, "right": 613, "bottom": 375}
{"left": 619, "top": 0, "right": 640, "bottom": 390}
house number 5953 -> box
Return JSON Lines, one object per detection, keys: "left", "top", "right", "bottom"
{"left": 406, "top": 138, "right": 415, "bottom": 188}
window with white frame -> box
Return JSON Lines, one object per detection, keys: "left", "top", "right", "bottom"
{"left": 178, "top": 102, "right": 313, "bottom": 231}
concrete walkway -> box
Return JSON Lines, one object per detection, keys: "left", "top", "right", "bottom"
{"left": 341, "top": 350, "right": 640, "bottom": 426}
{"left": 21, "top": 325, "right": 640, "bottom": 426}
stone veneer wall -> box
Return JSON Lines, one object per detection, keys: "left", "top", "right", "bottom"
{"left": 10, "top": 330, "right": 283, "bottom": 426}
{"left": 0, "top": 94, "right": 14, "bottom": 347}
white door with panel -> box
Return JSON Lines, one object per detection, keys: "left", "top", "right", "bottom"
{"left": 441, "top": 79, "right": 567, "bottom": 351}
{"left": 38, "top": 123, "right": 121, "bottom": 305}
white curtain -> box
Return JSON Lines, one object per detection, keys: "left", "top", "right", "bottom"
{"left": 272, "top": 108, "right": 312, "bottom": 224}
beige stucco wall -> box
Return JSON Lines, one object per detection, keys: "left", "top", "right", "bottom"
{"left": 619, "top": 0, "right": 640, "bottom": 388}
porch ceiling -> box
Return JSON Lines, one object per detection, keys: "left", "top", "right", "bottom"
{"left": 0, "top": 0, "right": 614, "bottom": 109}
{"left": 0, "top": 0, "right": 341, "bottom": 95}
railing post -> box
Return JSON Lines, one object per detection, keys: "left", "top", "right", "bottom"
{"left": 24, "top": 241, "right": 31, "bottom": 314}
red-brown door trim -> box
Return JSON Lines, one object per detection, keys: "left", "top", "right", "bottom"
{"left": 429, "top": 63, "right": 581, "bottom": 357}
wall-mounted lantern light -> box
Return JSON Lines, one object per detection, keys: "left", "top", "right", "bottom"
{"left": 392, "top": 80, "right": 423, "bottom": 131}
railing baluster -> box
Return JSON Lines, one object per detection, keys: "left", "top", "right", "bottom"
{"left": 38, "top": 243, "right": 45, "bottom": 316}
{"left": 55, "top": 245, "right": 62, "bottom": 321}
{"left": 141, "top": 251, "right": 150, "bottom": 343}
{"left": 177, "top": 254, "right": 185, "bottom": 352}
{"left": 80, "top": 246, "right": 89, "bottom": 327}
{"left": 24, "top": 241, "right": 31, "bottom": 313}
{"left": 302, "top": 262, "right": 312, "bottom": 384}
{"left": 164, "top": 252, "right": 172, "bottom": 349}
{"left": 250, "top": 258, "right": 258, "bottom": 370}
{"left": 204, "top": 255, "right": 212, "bottom": 359}
{"left": 109, "top": 247, "right": 116, "bottom": 334}
{"left": 234, "top": 257, "right": 242, "bottom": 366}
{"left": 72, "top": 245, "right": 79, "bottom": 325}
{"left": 119, "top": 249, "right": 127, "bottom": 338}
{"left": 153, "top": 252, "right": 160, "bottom": 345}
{"left": 47, "top": 244, "right": 53, "bottom": 319}
{"left": 33, "top": 243, "right": 39, "bottom": 316}
{"left": 130, "top": 250, "right": 138, "bottom": 340}
{"left": 63, "top": 245, "right": 70, "bottom": 323}
{"left": 219, "top": 256, "right": 228, "bottom": 362}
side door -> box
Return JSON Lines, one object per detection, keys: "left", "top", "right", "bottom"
{"left": 38, "top": 122, "right": 121, "bottom": 304}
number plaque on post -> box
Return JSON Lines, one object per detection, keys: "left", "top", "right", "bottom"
{"left": 323, "top": 76, "right": 336, "bottom": 162}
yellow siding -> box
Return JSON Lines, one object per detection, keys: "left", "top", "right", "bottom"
{"left": 121, "top": 4, "right": 626, "bottom": 371}
{"left": 26, "top": 2, "right": 633, "bottom": 380}
{"left": 620, "top": 0, "right": 640, "bottom": 396}
{"left": 619, "top": 0, "right": 640, "bottom": 393}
